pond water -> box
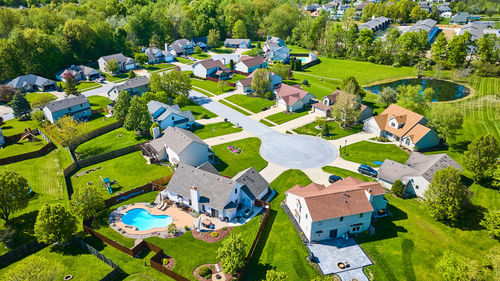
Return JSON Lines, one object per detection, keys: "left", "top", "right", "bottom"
{"left": 364, "top": 78, "right": 470, "bottom": 102}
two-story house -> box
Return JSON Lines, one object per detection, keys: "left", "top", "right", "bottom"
{"left": 236, "top": 71, "right": 282, "bottom": 94}
{"left": 43, "top": 95, "right": 92, "bottom": 123}
{"left": 144, "top": 46, "right": 175, "bottom": 64}
{"left": 147, "top": 100, "right": 195, "bottom": 130}
{"left": 285, "top": 177, "right": 387, "bottom": 242}
{"left": 262, "top": 36, "right": 290, "bottom": 63}
{"left": 274, "top": 84, "right": 315, "bottom": 112}
{"left": 192, "top": 58, "right": 232, "bottom": 80}
{"left": 56, "top": 65, "right": 101, "bottom": 82}
{"left": 98, "top": 53, "right": 138, "bottom": 73}
{"left": 168, "top": 39, "right": 194, "bottom": 57}
{"left": 107, "top": 76, "right": 150, "bottom": 100}
{"left": 312, "top": 89, "right": 373, "bottom": 121}
{"left": 234, "top": 56, "right": 267, "bottom": 74}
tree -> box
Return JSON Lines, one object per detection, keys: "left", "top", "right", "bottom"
{"left": 4, "top": 255, "right": 62, "bottom": 281}
{"left": 332, "top": 91, "right": 361, "bottom": 128}
{"left": 480, "top": 211, "right": 500, "bottom": 240}
{"left": 251, "top": 69, "right": 271, "bottom": 97}
{"left": 140, "top": 92, "right": 156, "bottom": 104}
{"left": 69, "top": 185, "right": 104, "bottom": 220}
{"left": 149, "top": 70, "right": 191, "bottom": 97}
{"left": 34, "top": 203, "right": 77, "bottom": 244}
{"left": 207, "top": 29, "right": 220, "bottom": 48}
{"left": 0, "top": 171, "right": 30, "bottom": 223}
{"left": 11, "top": 92, "right": 31, "bottom": 119}
{"left": 63, "top": 74, "right": 80, "bottom": 97}
{"left": 431, "top": 33, "right": 448, "bottom": 63}
{"left": 270, "top": 62, "right": 289, "bottom": 80}
{"left": 377, "top": 87, "right": 398, "bottom": 107}
{"left": 124, "top": 96, "right": 152, "bottom": 136}
{"left": 265, "top": 270, "right": 288, "bottom": 281}
{"left": 30, "top": 94, "right": 56, "bottom": 109}
{"left": 216, "top": 233, "right": 246, "bottom": 274}
{"left": 128, "top": 70, "right": 136, "bottom": 79}
{"left": 31, "top": 110, "right": 45, "bottom": 126}
{"left": 424, "top": 167, "right": 470, "bottom": 223}
{"left": 218, "top": 80, "right": 229, "bottom": 93}
{"left": 463, "top": 135, "right": 499, "bottom": 181}
{"left": 113, "top": 91, "right": 132, "bottom": 121}
{"left": 173, "top": 94, "right": 190, "bottom": 107}
{"left": 477, "top": 34, "right": 498, "bottom": 64}
{"left": 0, "top": 85, "right": 16, "bottom": 103}
{"left": 391, "top": 180, "right": 405, "bottom": 197}
{"left": 493, "top": 165, "right": 500, "bottom": 189}
{"left": 0, "top": 225, "right": 16, "bottom": 249}
{"left": 447, "top": 33, "right": 471, "bottom": 68}
{"left": 193, "top": 46, "right": 202, "bottom": 54}
{"left": 232, "top": 20, "right": 247, "bottom": 39}
{"left": 396, "top": 84, "right": 429, "bottom": 115}
{"left": 134, "top": 53, "right": 148, "bottom": 65}
{"left": 321, "top": 121, "right": 329, "bottom": 137}
{"left": 229, "top": 59, "right": 234, "bottom": 70}
{"left": 436, "top": 252, "right": 474, "bottom": 281}
{"left": 428, "top": 104, "right": 464, "bottom": 144}
{"left": 341, "top": 76, "right": 364, "bottom": 99}
{"left": 45, "top": 116, "right": 87, "bottom": 148}
{"left": 105, "top": 59, "right": 119, "bottom": 74}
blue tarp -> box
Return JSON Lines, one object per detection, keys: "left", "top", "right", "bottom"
{"left": 373, "top": 161, "right": 384, "bottom": 165}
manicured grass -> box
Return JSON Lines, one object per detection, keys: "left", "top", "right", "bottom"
{"left": 227, "top": 73, "right": 247, "bottom": 84}
{"left": 71, "top": 151, "right": 172, "bottom": 199}
{"left": 104, "top": 72, "right": 130, "bottom": 82}
{"left": 145, "top": 63, "right": 174, "bottom": 72}
{"left": 77, "top": 81, "right": 101, "bottom": 91}
{"left": 0, "top": 243, "right": 113, "bottom": 280}
{"left": 438, "top": 17, "right": 450, "bottom": 25}
{"left": 182, "top": 102, "right": 217, "bottom": 119}
{"left": 362, "top": 92, "right": 387, "bottom": 115}
{"left": 322, "top": 166, "right": 375, "bottom": 182}
{"left": 285, "top": 73, "right": 342, "bottom": 99}
{"left": 266, "top": 109, "right": 309, "bottom": 124}
{"left": 87, "top": 95, "right": 112, "bottom": 110}
{"left": 211, "top": 137, "right": 268, "bottom": 177}
{"left": 288, "top": 44, "right": 310, "bottom": 54}
{"left": 224, "top": 95, "right": 274, "bottom": 114}
{"left": 219, "top": 99, "right": 252, "bottom": 115}
{"left": 1, "top": 118, "right": 39, "bottom": 136}
{"left": 0, "top": 136, "right": 47, "bottom": 158}
{"left": 259, "top": 119, "right": 275, "bottom": 126}
{"left": 192, "top": 52, "right": 211, "bottom": 60}
{"left": 191, "top": 79, "right": 235, "bottom": 95}
{"left": 192, "top": 122, "right": 242, "bottom": 139}
{"left": 176, "top": 57, "right": 194, "bottom": 64}
{"left": 210, "top": 47, "right": 233, "bottom": 54}
{"left": 294, "top": 121, "right": 363, "bottom": 140}
{"left": 341, "top": 140, "right": 410, "bottom": 167}
{"left": 244, "top": 170, "right": 320, "bottom": 281}
{"left": 25, "top": 92, "right": 56, "bottom": 105}
{"left": 75, "top": 127, "right": 150, "bottom": 159}
{"left": 83, "top": 114, "right": 119, "bottom": 132}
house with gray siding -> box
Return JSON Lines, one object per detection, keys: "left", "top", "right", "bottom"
{"left": 235, "top": 71, "right": 282, "bottom": 93}
{"left": 285, "top": 177, "right": 387, "bottom": 242}
{"left": 224, "top": 38, "right": 251, "bottom": 49}
{"left": 192, "top": 58, "right": 232, "bottom": 80}
{"left": 98, "top": 53, "right": 138, "bottom": 73}
{"left": 56, "top": 65, "right": 101, "bottom": 82}
{"left": 43, "top": 95, "right": 92, "bottom": 123}
{"left": 107, "top": 76, "right": 150, "bottom": 100}
{"left": 147, "top": 100, "right": 195, "bottom": 130}
{"left": 168, "top": 39, "right": 194, "bottom": 56}
{"left": 7, "top": 74, "right": 57, "bottom": 92}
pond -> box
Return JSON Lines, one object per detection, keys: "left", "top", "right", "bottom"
{"left": 364, "top": 78, "right": 470, "bottom": 102}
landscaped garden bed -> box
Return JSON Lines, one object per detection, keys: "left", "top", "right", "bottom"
{"left": 192, "top": 227, "right": 233, "bottom": 243}
{"left": 194, "top": 262, "right": 232, "bottom": 281}
{"left": 211, "top": 138, "right": 267, "bottom": 177}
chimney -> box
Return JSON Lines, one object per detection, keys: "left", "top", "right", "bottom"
{"left": 164, "top": 43, "right": 169, "bottom": 52}
{"left": 190, "top": 186, "right": 200, "bottom": 212}
{"left": 267, "top": 34, "right": 270, "bottom": 41}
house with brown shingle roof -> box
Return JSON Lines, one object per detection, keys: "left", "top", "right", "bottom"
{"left": 311, "top": 89, "right": 373, "bottom": 120}
{"left": 274, "top": 83, "right": 315, "bottom": 112}
{"left": 235, "top": 71, "right": 282, "bottom": 93}
{"left": 285, "top": 177, "right": 387, "bottom": 242}
{"left": 192, "top": 58, "right": 232, "bottom": 80}
{"left": 363, "top": 104, "right": 440, "bottom": 150}
{"left": 234, "top": 56, "right": 268, "bottom": 74}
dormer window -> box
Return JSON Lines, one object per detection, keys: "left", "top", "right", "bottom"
{"left": 391, "top": 122, "right": 396, "bottom": 128}
{"left": 234, "top": 189, "right": 237, "bottom": 194}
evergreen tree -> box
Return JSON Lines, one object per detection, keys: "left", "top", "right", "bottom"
{"left": 128, "top": 70, "right": 136, "bottom": 79}
{"left": 11, "top": 92, "right": 31, "bottom": 119}
{"left": 229, "top": 59, "right": 234, "bottom": 70}
{"left": 63, "top": 74, "right": 80, "bottom": 97}
{"left": 113, "top": 91, "right": 132, "bottom": 121}
{"left": 124, "top": 96, "right": 152, "bottom": 136}
{"left": 321, "top": 121, "right": 330, "bottom": 137}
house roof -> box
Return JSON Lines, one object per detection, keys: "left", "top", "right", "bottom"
{"left": 170, "top": 39, "right": 192, "bottom": 54}
{"left": 360, "top": 16, "right": 391, "bottom": 31}
{"left": 44, "top": 95, "right": 89, "bottom": 112}
{"left": 237, "top": 77, "right": 253, "bottom": 87}
{"left": 275, "top": 84, "right": 311, "bottom": 106}
{"left": 8, "top": 74, "right": 56, "bottom": 89}
{"left": 99, "top": 53, "right": 135, "bottom": 65}
{"left": 147, "top": 100, "right": 194, "bottom": 124}
{"left": 406, "top": 19, "right": 437, "bottom": 34}
{"left": 197, "top": 162, "right": 220, "bottom": 175}
{"left": 459, "top": 22, "right": 485, "bottom": 41}
{"left": 324, "top": 89, "right": 343, "bottom": 102}
{"left": 232, "top": 167, "right": 269, "bottom": 201}
{"left": 111, "top": 76, "right": 149, "bottom": 93}
{"left": 57, "top": 65, "right": 100, "bottom": 79}
{"left": 451, "top": 12, "right": 469, "bottom": 23}
{"left": 312, "top": 102, "right": 331, "bottom": 111}
{"left": 224, "top": 38, "right": 250, "bottom": 45}
{"left": 239, "top": 56, "right": 266, "bottom": 68}
{"left": 145, "top": 47, "right": 169, "bottom": 60}
{"left": 148, "top": 126, "right": 207, "bottom": 155}
{"left": 196, "top": 58, "right": 228, "bottom": 71}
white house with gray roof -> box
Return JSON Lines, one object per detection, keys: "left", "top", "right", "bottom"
{"left": 7, "top": 74, "right": 57, "bottom": 92}
{"left": 160, "top": 163, "right": 269, "bottom": 221}
{"left": 142, "top": 126, "right": 212, "bottom": 167}
{"left": 98, "top": 53, "right": 138, "bottom": 73}
{"left": 107, "top": 76, "right": 150, "bottom": 100}
{"left": 378, "top": 152, "right": 462, "bottom": 198}
{"left": 43, "top": 95, "right": 92, "bottom": 123}
{"left": 147, "top": 100, "right": 194, "bottom": 130}
{"left": 224, "top": 38, "right": 251, "bottom": 49}
{"left": 168, "top": 39, "right": 194, "bottom": 57}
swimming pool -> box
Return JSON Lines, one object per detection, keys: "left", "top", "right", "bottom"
{"left": 121, "top": 208, "right": 172, "bottom": 231}
{"left": 299, "top": 57, "right": 307, "bottom": 62}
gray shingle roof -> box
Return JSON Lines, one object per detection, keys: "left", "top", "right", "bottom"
{"left": 99, "top": 53, "right": 135, "bottom": 65}
{"left": 197, "top": 162, "right": 220, "bottom": 175}
{"left": 45, "top": 95, "right": 90, "bottom": 112}
{"left": 406, "top": 19, "right": 437, "bottom": 34}
{"left": 224, "top": 38, "right": 250, "bottom": 45}
{"left": 232, "top": 167, "right": 269, "bottom": 200}
{"left": 8, "top": 74, "right": 56, "bottom": 89}
{"left": 148, "top": 126, "right": 207, "bottom": 155}
{"left": 459, "top": 22, "right": 485, "bottom": 41}
{"left": 147, "top": 100, "right": 194, "bottom": 123}
{"left": 111, "top": 76, "right": 149, "bottom": 92}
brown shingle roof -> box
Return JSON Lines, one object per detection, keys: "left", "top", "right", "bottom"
{"left": 373, "top": 104, "right": 432, "bottom": 143}
{"left": 275, "top": 84, "right": 310, "bottom": 106}
{"left": 312, "top": 102, "right": 331, "bottom": 111}
{"left": 240, "top": 56, "right": 266, "bottom": 68}
{"left": 199, "top": 58, "right": 228, "bottom": 70}
{"left": 324, "top": 90, "right": 343, "bottom": 102}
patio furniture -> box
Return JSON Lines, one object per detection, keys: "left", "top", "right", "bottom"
{"left": 202, "top": 219, "right": 213, "bottom": 228}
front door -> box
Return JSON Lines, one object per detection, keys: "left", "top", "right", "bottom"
{"left": 329, "top": 229, "right": 338, "bottom": 239}
{"left": 211, "top": 208, "right": 219, "bottom": 218}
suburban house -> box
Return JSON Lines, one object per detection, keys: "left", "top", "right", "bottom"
{"left": 192, "top": 37, "right": 208, "bottom": 51}
{"left": 450, "top": 12, "right": 469, "bottom": 25}
{"left": 168, "top": 39, "right": 194, "bottom": 56}
{"left": 107, "top": 76, "right": 150, "bottom": 100}
{"left": 98, "top": 53, "right": 138, "bottom": 73}
{"left": 56, "top": 65, "right": 101, "bottom": 82}
{"left": 192, "top": 58, "right": 232, "bottom": 80}
{"left": 378, "top": 152, "right": 462, "bottom": 198}
{"left": 285, "top": 177, "right": 387, "bottom": 242}
{"left": 363, "top": 104, "right": 440, "bottom": 150}
{"left": 312, "top": 89, "right": 373, "bottom": 120}
{"left": 262, "top": 36, "right": 290, "bottom": 63}
{"left": 144, "top": 46, "right": 175, "bottom": 64}
{"left": 7, "top": 74, "right": 57, "bottom": 92}
{"left": 404, "top": 19, "right": 438, "bottom": 42}
{"left": 43, "top": 95, "right": 92, "bottom": 123}
{"left": 160, "top": 163, "right": 270, "bottom": 221}
{"left": 359, "top": 16, "right": 391, "bottom": 32}
{"left": 224, "top": 38, "right": 251, "bottom": 49}
{"left": 275, "top": 84, "right": 315, "bottom": 112}
{"left": 459, "top": 22, "right": 496, "bottom": 41}
{"left": 418, "top": 1, "right": 433, "bottom": 13}
{"left": 437, "top": 3, "right": 452, "bottom": 17}
{"left": 234, "top": 56, "right": 267, "bottom": 74}
{"left": 142, "top": 126, "right": 213, "bottom": 167}
{"left": 236, "top": 71, "right": 282, "bottom": 93}
{"left": 147, "top": 100, "right": 195, "bottom": 130}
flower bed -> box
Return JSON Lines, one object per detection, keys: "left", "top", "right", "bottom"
{"left": 226, "top": 145, "right": 241, "bottom": 154}
{"left": 193, "top": 262, "right": 233, "bottom": 281}
{"left": 161, "top": 255, "right": 175, "bottom": 270}
{"left": 192, "top": 227, "right": 232, "bottom": 243}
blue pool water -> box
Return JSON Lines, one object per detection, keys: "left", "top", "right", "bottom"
{"left": 300, "top": 57, "right": 307, "bottom": 62}
{"left": 121, "top": 208, "right": 172, "bottom": 231}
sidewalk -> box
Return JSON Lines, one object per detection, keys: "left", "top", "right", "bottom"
{"left": 203, "top": 131, "right": 255, "bottom": 146}
{"left": 272, "top": 114, "right": 317, "bottom": 134}
{"left": 259, "top": 162, "right": 289, "bottom": 183}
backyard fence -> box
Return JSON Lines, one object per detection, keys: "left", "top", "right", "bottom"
{"left": 103, "top": 182, "right": 153, "bottom": 207}
{"left": 290, "top": 53, "right": 309, "bottom": 57}
{"left": 76, "top": 142, "right": 145, "bottom": 166}
{"left": 301, "top": 58, "right": 320, "bottom": 70}
{"left": 0, "top": 240, "right": 44, "bottom": 267}
{"left": 72, "top": 121, "right": 122, "bottom": 148}
{"left": 73, "top": 237, "right": 122, "bottom": 281}
{"left": 149, "top": 248, "right": 191, "bottom": 281}
{"left": 0, "top": 142, "right": 55, "bottom": 165}
{"left": 232, "top": 70, "right": 250, "bottom": 76}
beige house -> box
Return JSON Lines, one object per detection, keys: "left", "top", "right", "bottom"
{"left": 274, "top": 84, "right": 315, "bottom": 112}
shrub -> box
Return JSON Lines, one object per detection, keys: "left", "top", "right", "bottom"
{"left": 184, "top": 225, "right": 190, "bottom": 231}
{"left": 162, "top": 258, "right": 169, "bottom": 266}
{"left": 199, "top": 113, "right": 207, "bottom": 119}
{"left": 199, "top": 265, "right": 212, "bottom": 278}
{"left": 149, "top": 200, "right": 155, "bottom": 206}
{"left": 167, "top": 223, "right": 177, "bottom": 234}
{"left": 222, "top": 226, "right": 228, "bottom": 231}
{"left": 392, "top": 180, "right": 405, "bottom": 198}
{"left": 210, "top": 231, "right": 218, "bottom": 237}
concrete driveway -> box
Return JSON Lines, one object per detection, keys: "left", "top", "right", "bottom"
{"left": 189, "top": 90, "right": 338, "bottom": 169}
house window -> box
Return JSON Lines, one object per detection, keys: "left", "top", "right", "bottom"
{"left": 171, "top": 116, "right": 175, "bottom": 120}
{"left": 305, "top": 214, "right": 308, "bottom": 219}
{"left": 235, "top": 189, "right": 237, "bottom": 194}
{"left": 415, "top": 185, "right": 419, "bottom": 189}
{"left": 340, "top": 216, "right": 344, "bottom": 222}
{"left": 391, "top": 122, "right": 396, "bottom": 127}
{"left": 405, "top": 138, "right": 410, "bottom": 145}
{"left": 360, "top": 213, "right": 364, "bottom": 218}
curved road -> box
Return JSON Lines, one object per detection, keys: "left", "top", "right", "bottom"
{"left": 189, "top": 90, "right": 338, "bottom": 169}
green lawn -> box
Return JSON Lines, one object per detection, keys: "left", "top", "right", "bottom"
{"left": 83, "top": 114, "right": 119, "bottom": 132}
{"left": 211, "top": 137, "right": 268, "bottom": 177}
{"left": 288, "top": 44, "right": 310, "bottom": 54}
{"left": 341, "top": 141, "right": 410, "bottom": 167}
{"left": 362, "top": 92, "right": 387, "bottom": 115}
{"left": 0, "top": 118, "right": 39, "bottom": 136}
{"left": 181, "top": 101, "right": 217, "bottom": 119}
{"left": 259, "top": 119, "right": 275, "bottom": 127}
{"left": 191, "top": 79, "right": 235, "bottom": 95}
{"left": 25, "top": 92, "right": 57, "bottom": 105}
{"left": 294, "top": 122, "right": 363, "bottom": 140}
{"left": 0, "top": 243, "right": 113, "bottom": 280}
{"left": 192, "top": 52, "right": 211, "bottom": 60}
{"left": 77, "top": 81, "right": 101, "bottom": 91}
{"left": 285, "top": 73, "right": 342, "bottom": 99}
{"left": 244, "top": 170, "right": 320, "bottom": 281}
{"left": 224, "top": 95, "right": 274, "bottom": 114}
{"left": 74, "top": 127, "right": 150, "bottom": 159}
{"left": 227, "top": 73, "right": 247, "bottom": 84}
{"left": 0, "top": 136, "right": 48, "bottom": 158}
{"left": 192, "top": 122, "right": 242, "bottom": 139}
{"left": 322, "top": 166, "right": 375, "bottom": 182}
{"left": 266, "top": 109, "right": 309, "bottom": 124}
{"left": 210, "top": 47, "right": 233, "bottom": 54}
{"left": 104, "top": 72, "right": 130, "bottom": 82}
{"left": 145, "top": 63, "right": 175, "bottom": 72}
{"left": 87, "top": 95, "right": 112, "bottom": 110}
{"left": 219, "top": 100, "right": 252, "bottom": 115}
{"left": 176, "top": 57, "right": 194, "bottom": 64}
{"left": 71, "top": 151, "right": 172, "bottom": 199}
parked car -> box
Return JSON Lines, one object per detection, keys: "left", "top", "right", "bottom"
{"left": 243, "top": 208, "right": 253, "bottom": 218}
{"left": 358, "top": 164, "right": 378, "bottom": 177}
{"left": 329, "top": 175, "right": 342, "bottom": 183}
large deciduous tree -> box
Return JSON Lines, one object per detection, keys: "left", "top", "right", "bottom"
{"left": 134, "top": 53, "right": 148, "bottom": 66}
{"left": 11, "top": 92, "right": 31, "bottom": 119}
{"left": 69, "top": 185, "right": 105, "bottom": 220}
{"left": 463, "top": 135, "right": 500, "bottom": 181}
{"left": 332, "top": 91, "right": 361, "bottom": 128}
{"left": 0, "top": 85, "right": 16, "bottom": 103}
{"left": 34, "top": 203, "right": 77, "bottom": 244}
{"left": 431, "top": 33, "right": 448, "bottom": 63}
{"left": 149, "top": 70, "right": 191, "bottom": 98}
{"left": 251, "top": 69, "right": 271, "bottom": 97}
{"left": 480, "top": 211, "right": 500, "bottom": 240}
{"left": 0, "top": 171, "right": 30, "bottom": 223}
{"left": 105, "top": 59, "right": 119, "bottom": 74}
{"left": 341, "top": 76, "right": 364, "bottom": 99}
{"left": 377, "top": 87, "right": 398, "bottom": 107}
{"left": 113, "top": 91, "right": 132, "bottom": 121}
{"left": 447, "top": 32, "right": 471, "bottom": 68}
{"left": 216, "top": 233, "right": 246, "bottom": 274}
{"left": 124, "top": 96, "right": 152, "bottom": 136}
{"left": 428, "top": 104, "right": 464, "bottom": 144}
{"left": 436, "top": 252, "right": 476, "bottom": 281}
{"left": 207, "top": 29, "right": 220, "bottom": 48}
{"left": 232, "top": 20, "right": 247, "bottom": 39}
{"left": 270, "top": 62, "right": 289, "bottom": 80}
{"left": 46, "top": 115, "right": 87, "bottom": 148}
{"left": 396, "top": 84, "right": 431, "bottom": 115}
{"left": 265, "top": 270, "right": 288, "bottom": 281}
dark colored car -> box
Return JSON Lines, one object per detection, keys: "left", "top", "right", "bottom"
{"left": 329, "top": 175, "right": 343, "bottom": 183}
{"left": 358, "top": 164, "right": 378, "bottom": 177}
{"left": 243, "top": 208, "right": 253, "bottom": 218}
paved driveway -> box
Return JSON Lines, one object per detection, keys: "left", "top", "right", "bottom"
{"left": 189, "top": 90, "right": 338, "bottom": 169}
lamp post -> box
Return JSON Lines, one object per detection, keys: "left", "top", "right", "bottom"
{"left": 345, "top": 140, "right": 347, "bottom": 155}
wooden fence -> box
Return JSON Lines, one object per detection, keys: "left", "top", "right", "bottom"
{"left": 301, "top": 58, "right": 320, "bottom": 70}
{"left": 103, "top": 182, "right": 154, "bottom": 207}
{"left": 149, "top": 248, "right": 191, "bottom": 281}
{"left": 0, "top": 240, "right": 44, "bottom": 267}
{"left": 76, "top": 142, "right": 145, "bottom": 166}
{"left": 0, "top": 142, "right": 55, "bottom": 165}
{"left": 73, "top": 121, "right": 122, "bottom": 148}
{"left": 73, "top": 237, "right": 122, "bottom": 281}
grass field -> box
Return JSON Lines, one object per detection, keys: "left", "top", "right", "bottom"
{"left": 25, "top": 92, "right": 56, "bottom": 105}
{"left": 104, "top": 72, "right": 130, "bottom": 82}
{"left": 219, "top": 99, "right": 252, "bottom": 115}
{"left": 362, "top": 92, "right": 388, "bottom": 115}
{"left": 191, "top": 79, "right": 235, "bottom": 95}
{"left": 210, "top": 47, "right": 233, "bottom": 54}
{"left": 71, "top": 151, "right": 171, "bottom": 199}
{"left": 285, "top": 73, "right": 342, "bottom": 99}
{"left": 145, "top": 63, "right": 174, "bottom": 72}
{"left": 87, "top": 95, "right": 112, "bottom": 110}
{"left": 227, "top": 73, "right": 247, "bottom": 84}
{"left": 224, "top": 95, "right": 274, "bottom": 113}
{"left": 192, "top": 122, "right": 242, "bottom": 139}
{"left": 322, "top": 166, "right": 375, "bottom": 182}
{"left": 77, "top": 81, "right": 101, "bottom": 91}
{"left": 294, "top": 122, "right": 363, "bottom": 140}
{"left": 0, "top": 136, "right": 47, "bottom": 158}
{"left": 266, "top": 109, "right": 309, "bottom": 124}
{"left": 0, "top": 118, "right": 39, "bottom": 136}
{"left": 192, "top": 52, "right": 211, "bottom": 60}
{"left": 176, "top": 57, "right": 194, "bottom": 64}
{"left": 0, "top": 243, "right": 113, "bottom": 280}
{"left": 182, "top": 102, "right": 217, "bottom": 119}
{"left": 212, "top": 137, "right": 268, "bottom": 177}
{"left": 83, "top": 114, "right": 118, "bottom": 132}
{"left": 244, "top": 170, "right": 320, "bottom": 281}
{"left": 259, "top": 119, "right": 275, "bottom": 126}
{"left": 341, "top": 141, "right": 410, "bottom": 167}
{"left": 75, "top": 127, "right": 150, "bottom": 159}
{"left": 288, "top": 44, "right": 311, "bottom": 54}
